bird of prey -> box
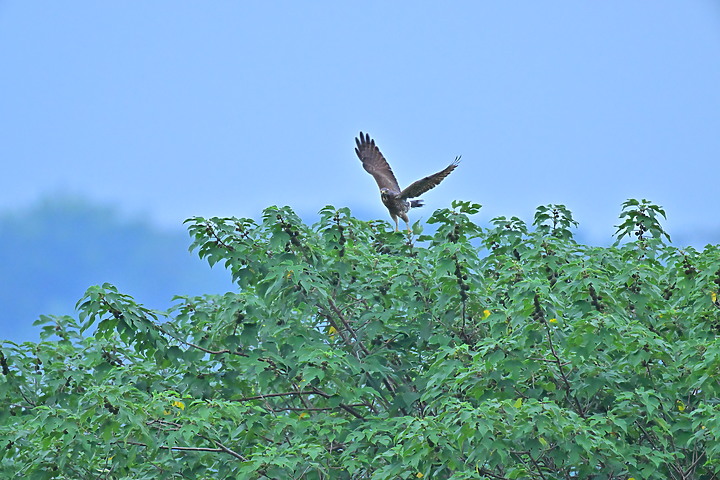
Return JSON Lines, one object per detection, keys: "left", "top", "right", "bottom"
{"left": 354, "top": 131, "right": 460, "bottom": 232}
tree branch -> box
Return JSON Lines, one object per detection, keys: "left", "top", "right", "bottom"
{"left": 142, "top": 419, "right": 249, "bottom": 462}
{"left": 327, "top": 297, "right": 371, "bottom": 357}
{"left": 235, "top": 390, "right": 316, "bottom": 402}
{"left": 127, "top": 440, "right": 224, "bottom": 454}
{"left": 204, "top": 221, "right": 235, "bottom": 252}
{"left": 535, "top": 294, "right": 585, "bottom": 419}
{"left": 310, "top": 386, "right": 366, "bottom": 420}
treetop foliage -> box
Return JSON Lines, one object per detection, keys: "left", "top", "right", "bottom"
{"left": 2, "top": 199, "right": 720, "bottom": 479}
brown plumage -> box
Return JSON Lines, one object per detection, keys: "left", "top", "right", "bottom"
{"left": 354, "top": 131, "right": 460, "bottom": 232}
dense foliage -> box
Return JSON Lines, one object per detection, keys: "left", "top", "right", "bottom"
{"left": 2, "top": 200, "right": 720, "bottom": 479}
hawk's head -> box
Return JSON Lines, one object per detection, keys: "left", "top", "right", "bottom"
{"left": 379, "top": 187, "right": 397, "bottom": 201}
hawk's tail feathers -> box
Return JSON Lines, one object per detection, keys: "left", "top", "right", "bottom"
{"left": 410, "top": 200, "right": 424, "bottom": 209}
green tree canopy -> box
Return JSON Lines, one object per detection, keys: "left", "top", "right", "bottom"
{"left": 2, "top": 200, "right": 720, "bottom": 479}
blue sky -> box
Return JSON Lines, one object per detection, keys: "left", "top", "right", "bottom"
{"left": 2, "top": 2, "right": 719, "bottom": 244}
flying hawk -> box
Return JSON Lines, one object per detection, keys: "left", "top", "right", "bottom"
{"left": 354, "top": 131, "right": 460, "bottom": 232}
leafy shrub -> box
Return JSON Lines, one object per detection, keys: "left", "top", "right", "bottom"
{"left": 2, "top": 200, "right": 719, "bottom": 479}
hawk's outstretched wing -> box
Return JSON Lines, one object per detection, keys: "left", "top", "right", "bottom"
{"left": 399, "top": 156, "right": 461, "bottom": 199}
{"left": 355, "top": 132, "right": 401, "bottom": 192}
